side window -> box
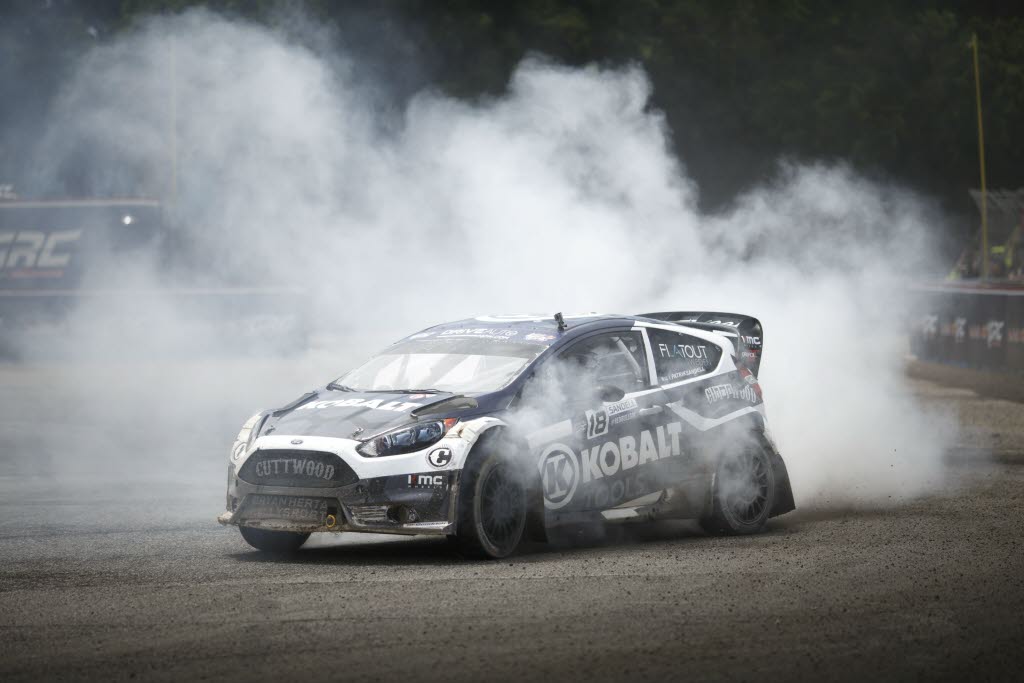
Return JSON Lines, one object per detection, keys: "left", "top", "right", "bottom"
{"left": 518, "top": 331, "right": 648, "bottom": 412}
{"left": 558, "top": 331, "right": 648, "bottom": 392}
{"left": 647, "top": 328, "right": 722, "bottom": 384}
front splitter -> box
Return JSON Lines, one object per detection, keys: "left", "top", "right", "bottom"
{"left": 220, "top": 469, "right": 461, "bottom": 536}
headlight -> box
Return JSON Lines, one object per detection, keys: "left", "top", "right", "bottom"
{"left": 357, "top": 418, "right": 458, "bottom": 457}
{"left": 230, "top": 412, "right": 266, "bottom": 461}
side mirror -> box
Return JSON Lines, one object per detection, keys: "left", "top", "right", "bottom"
{"left": 596, "top": 384, "right": 625, "bottom": 403}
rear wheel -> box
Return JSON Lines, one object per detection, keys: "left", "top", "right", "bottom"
{"left": 700, "top": 439, "right": 776, "bottom": 535}
{"left": 454, "top": 443, "right": 528, "bottom": 559}
{"left": 239, "top": 526, "right": 310, "bottom": 553}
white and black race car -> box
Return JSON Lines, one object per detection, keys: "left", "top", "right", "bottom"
{"left": 219, "top": 312, "right": 795, "bottom": 558}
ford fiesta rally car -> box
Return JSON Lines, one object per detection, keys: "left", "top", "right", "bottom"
{"left": 219, "top": 312, "right": 795, "bottom": 558}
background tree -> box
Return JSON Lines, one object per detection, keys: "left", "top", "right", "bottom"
{"left": 0, "top": 0, "right": 1021, "bottom": 226}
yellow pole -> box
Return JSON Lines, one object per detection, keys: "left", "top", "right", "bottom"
{"left": 970, "top": 33, "right": 989, "bottom": 280}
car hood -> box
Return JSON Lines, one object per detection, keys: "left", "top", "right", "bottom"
{"left": 261, "top": 390, "right": 461, "bottom": 439}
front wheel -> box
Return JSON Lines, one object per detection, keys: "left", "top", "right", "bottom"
{"left": 239, "top": 526, "right": 310, "bottom": 553}
{"left": 454, "top": 444, "right": 528, "bottom": 559}
{"left": 700, "top": 439, "right": 776, "bottom": 535}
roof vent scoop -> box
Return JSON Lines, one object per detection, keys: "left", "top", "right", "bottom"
{"left": 554, "top": 312, "right": 568, "bottom": 331}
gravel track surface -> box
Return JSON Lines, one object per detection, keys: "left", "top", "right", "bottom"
{"left": 1, "top": 372, "right": 1022, "bottom": 681}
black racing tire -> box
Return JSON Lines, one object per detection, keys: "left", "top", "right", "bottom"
{"left": 454, "top": 439, "right": 529, "bottom": 559}
{"left": 700, "top": 438, "right": 776, "bottom": 536}
{"left": 239, "top": 526, "right": 310, "bottom": 553}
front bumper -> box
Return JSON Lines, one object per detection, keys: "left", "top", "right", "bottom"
{"left": 218, "top": 467, "right": 461, "bottom": 536}
{"left": 219, "top": 420, "right": 507, "bottom": 535}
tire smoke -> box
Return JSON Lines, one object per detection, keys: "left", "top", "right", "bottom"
{"left": 7, "top": 9, "right": 958, "bottom": 507}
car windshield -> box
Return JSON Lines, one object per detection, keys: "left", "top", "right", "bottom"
{"left": 336, "top": 337, "right": 548, "bottom": 394}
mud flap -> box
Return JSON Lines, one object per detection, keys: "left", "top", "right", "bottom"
{"left": 768, "top": 449, "right": 796, "bottom": 517}
{"left": 526, "top": 484, "right": 549, "bottom": 542}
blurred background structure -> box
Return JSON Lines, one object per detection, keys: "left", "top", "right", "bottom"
{"left": 1, "top": 1, "right": 1020, "bottom": 365}
{"left": 1, "top": 1, "right": 1021, "bottom": 219}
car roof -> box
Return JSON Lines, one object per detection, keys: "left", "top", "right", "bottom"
{"left": 391, "top": 314, "right": 643, "bottom": 346}
{"left": 431, "top": 313, "right": 637, "bottom": 333}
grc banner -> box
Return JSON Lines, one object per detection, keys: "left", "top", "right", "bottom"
{"left": 912, "top": 283, "right": 1024, "bottom": 371}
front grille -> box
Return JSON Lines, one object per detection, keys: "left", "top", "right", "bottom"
{"left": 349, "top": 505, "right": 391, "bottom": 525}
{"left": 239, "top": 494, "right": 333, "bottom": 523}
{"left": 238, "top": 449, "right": 358, "bottom": 488}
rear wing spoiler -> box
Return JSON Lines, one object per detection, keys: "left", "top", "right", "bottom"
{"left": 639, "top": 311, "right": 764, "bottom": 374}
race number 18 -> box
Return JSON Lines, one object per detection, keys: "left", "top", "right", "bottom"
{"left": 585, "top": 409, "right": 608, "bottom": 440}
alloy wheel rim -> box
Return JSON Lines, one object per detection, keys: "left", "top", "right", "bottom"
{"left": 479, "top": 463, "right": 525, "bottom": 550}
{"left": 724, "top": 450, "right": 770, "bottom": 525}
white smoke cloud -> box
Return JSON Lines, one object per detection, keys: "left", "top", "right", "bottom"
{"left": 18, "top": 8, "right": 957, "bottom": 507}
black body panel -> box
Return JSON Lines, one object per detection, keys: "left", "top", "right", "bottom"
{"left": 236, "top": 313, "right": 794, "bottom": 530}
{"left": 262, "top": 391, "right": 462, "bottom": 439}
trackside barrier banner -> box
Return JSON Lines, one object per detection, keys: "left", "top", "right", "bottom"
{"left": 912, "top": 283, "right": 1024, "bottom": 371}
{"left": 0, "top": 200, "right": 308, "bottom": 358}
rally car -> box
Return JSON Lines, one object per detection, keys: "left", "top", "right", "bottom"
{"left": 219, "top": 312, "right": 795, "bottom": 558}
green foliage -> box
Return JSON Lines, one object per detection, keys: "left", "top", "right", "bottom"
{"left": 377, "top": 0, "right": 1024, "bottom": 210}
{"left": 1, "top": 0, "right": 1021, "bottom": 213}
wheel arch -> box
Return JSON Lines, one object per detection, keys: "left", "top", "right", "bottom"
{"left": 453, "top": 420, "right": 547, "bottom": 542}
{"left": 699, "top": 416, "right": 796, "bottom": 520}
{"left": 746, "top": 415, "right": 795, "bottom": 517}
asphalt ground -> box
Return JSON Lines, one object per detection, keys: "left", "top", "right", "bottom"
{"left": 1, "top": 364, "right": 1022, "bottom": 682}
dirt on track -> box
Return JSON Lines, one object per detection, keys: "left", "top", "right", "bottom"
{"left": 1, "top": 375, "right": 1022, "bottom": 682}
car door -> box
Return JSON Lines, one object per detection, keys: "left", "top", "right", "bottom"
{"left": 640, "top": 325, "right": 734, "bottom": 487}
{"left": 526, "top": 329, "right": 666, "bottom": 514}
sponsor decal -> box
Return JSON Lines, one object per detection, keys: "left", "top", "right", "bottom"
{"left": 524, "top": 333, "right": 556, "bottom": 342}
{"left": 538, "top": 443, "right": 579, "bottom": 510}
{"left": 954, "top": 317, "right": 967, "bottom": 344}
{"left": 539, "top": 422, "right": 685, "bottom": 509}
{"left": 245, "top": 494, "right": 328, "bottom": 521}
{"left": 476, "top": 314, "right": 549, "bottom": 322}
{"left": 606, "top": 398, "right": 639, "bottom": 425}
{"left": 987, "top": 320, "right": 1005, "bottom": 348}
{"left": 684, "top": 317, "right": 740, "bottom": 327}
{"left": 290, "top": 438, "right": 303, "bottom": 445}
{"left": 427, "top": 447, "right": 453, "bottom": 468}
{"left": 0, "top": 230, "right": 81, "bottom": 277}
{"left": 704, "top": 383, "right": 758, "bottom": 404}
{"left": 439, "top": 328, "right": 518, "bottom": 339}
{"left": 663, "top": 367, "right": 704, "bottom": 381}
{"left": 254, "top": 458, "right": 336, "bottom": 481}
{"left": 921, "top": 315, "right": 939, "bottom": 338}
{"left": 657, "top": 343, "right": 710, "bottom": 360}
{"left": 298, "top": 398, "right": 421, "bottom": 413}
{"left": 407, "top": 473, "right": 445, "bottom": 487}
{"left": 741, "top": 335, "right": 762, "bottom": 346}
{"left": 231, "top": 442, "right": 246, "bottom": 461}
{"left": 736, "top": 366, "right": 763, "bottom": 399}
{"left": 580, "top": 471, "right": 652, "bottom": 509}
{"left": 582, "top": 398, "right": 641, "bottom": 440}
{"left": 476, "top": 314, "right": 599, "bottom": 323}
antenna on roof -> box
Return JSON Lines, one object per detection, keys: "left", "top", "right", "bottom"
{"left": 554, "top": 312, "right": 567, "bottom": 331}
